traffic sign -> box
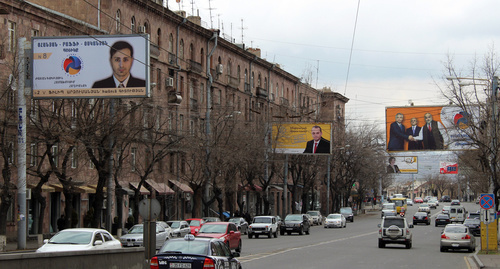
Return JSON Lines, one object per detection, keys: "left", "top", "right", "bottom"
{"left": 480, "top": 194, "right": 495, "bottom": 210}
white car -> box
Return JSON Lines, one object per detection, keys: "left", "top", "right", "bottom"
{"left": 406, "top": 199, "right": 413, "bottom": 206}
{"left": 248, "top": 216, "right": 279, "bottom": 238}
{"left": 157, "top": 221, "right": 174, "bottom": 237}
{"left": 167, "top": 220, "right": 191, "bottom": 237}
{"left": 120, "top": 223, "right": 170, "bottom": 249}
{"left": 324, "top": 214, "right": 346, "bottom": 228}
{"left": 36, "top": 228, "right": 122, "bottom": 253}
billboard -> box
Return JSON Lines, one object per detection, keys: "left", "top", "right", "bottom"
{"left": 386, "top": 156, "right": 418, "bottom": 174}
{"left": 386, "top": 105, "right": 476, "bottom": 152}
{"left": 272, "top": 123, "right": 332, "bottom": 154}
{"left": 440, "top": 162, "right": 458, "bottom": 174}
{"left": 32, "top": 35, "right": 150, "bottom": 99}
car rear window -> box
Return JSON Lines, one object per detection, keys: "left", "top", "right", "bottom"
{"left": 445, "top": 226, "right": 467, "bottom": 233}
{"left": 159, "top": 240, "right": 208, "bottom": 255}
{"left": 383, "top": 219, "right": 404, "bottom": 228}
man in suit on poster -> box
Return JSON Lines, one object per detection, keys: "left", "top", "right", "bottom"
{"left": 92, "top": 41, "right": 145, "bottom": 88}
{"left": 387, "top": 113, "right": 413, "bottom": 151}
{"left": 303, "top": 125, "right": 331, "bottom": 154}
{"left": 413, "top": 112, "right": 446, "bottom": 150}
{"left": 405, "top": 117, "right": 423, "bottom": 150}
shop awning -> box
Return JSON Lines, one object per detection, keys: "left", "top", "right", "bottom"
{"left": 169, "top": 179, "right": 193, "bottom": 194}
{"left": 239, "top": 184, "right": 263, "bottom": 192}
{"left": 129, "top": 182, "right": 150, "bottom": 195}
{"left": 117, "top": 181, "right": 135, "bottom": 195}
{"left": 146, "top": 179, "right": 174, "bottom": 195}
{"left": 50, "top": 183, "right": 96, "bottom": 193}
{"left": 27, "top": 183, "right": 55, "bottom": 192}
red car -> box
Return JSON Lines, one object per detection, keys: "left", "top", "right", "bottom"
{"left": 186, "top": 218, "right": 206, "bottom": 235}
{"left": 195, "top": 222, "right": 242, "bottom": 252}
{"left": 414, "top": 197, "right": 423, "bottom": 203}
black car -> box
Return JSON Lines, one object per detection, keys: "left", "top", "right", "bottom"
{"left": 440, "top": 195, "right": 451, "bottom": 202}
{"left": 340, "top": 207, "right": 354, "bottom": 222}
{"left": 451, "top": 199, "right": 461, "bottom": 206}
{"left": 151, "top": 234, "right": 241, "bottom": 269}
{"left": 463, "top": 218, "right": 481, "bottom": 236}
{"left": 435, "top": 214, "right": 451, "bottom": 227}
{"left": 279, "top": 214, "right": 311, "bottom": 235}
{"left": 413, "top": 212, "right": 430, "bottom": 225}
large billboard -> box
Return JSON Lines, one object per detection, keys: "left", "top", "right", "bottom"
{"left": 386, "top": 106, "right": 476, "bottom": 152}
{"left": 32, "top": 35, "right": 150, "bottom": 99}
{"left": 272, "top": 123, "right": 332, "bottom": 154}
{"left": 386, "top": 156, "right": 418, "bottom": 174}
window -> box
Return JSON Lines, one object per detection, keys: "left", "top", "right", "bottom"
{"left": 200, "top": 83, "right": 204, "bottom": 104}
{"left": 157, "top": 28, "right": 162, "bottom": 47}
{"left": 189, "top": 120, "right": 195, "bottom": 135}
{"left": 71, "top": 147, "right": 78, "bottom": 168}
{"left": 31, "top": 29, "right": 39, "bottom": 37}
{"left": 116, "top": 10, "right": 121, "bottom": 32}
{"left": 131, "top": 147, "right": 137, "bottom": 171}
{"left": 200, "top": 48, "right": 204, "bottom": 69}
{"left": 7, "top": 142, "right": 14, "bottom": 164}
{"left": 179, "top": 114, "right": 184, "bottom": 132}
{"left": 189, "top": 43, "right": 194, "bottom": 61}
{"left": 30, "top": 99, "right": 39, "bottom": 122}
{"left": 30, "top": 143, "right": 37, "bottom": 167}
{"left": 169, "top": 34, "right": 174, "bottom": 53}
{"left": 179, "top": 39, "right": 184, "bottom": 59}
{"left": 51, "top": 144, "right": 59, "bottom": 166}
{"left": 131, "top": 16, "right": 136, "bottom": 33}
{"left": 8, "top": 21, "right": 16, "bottom": 52}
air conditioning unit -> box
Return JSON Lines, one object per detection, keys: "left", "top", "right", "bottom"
{"left": 165, "top": 77, "right": 174, "bottom": 87}
{"left": 26, "top": 189, "right": 31, "bottom": 200}
{"left": 138, "top": 26, "right": 146, "bottom": 33}
{"left": 216, "top": 64, "right": 223, "bottom": 74}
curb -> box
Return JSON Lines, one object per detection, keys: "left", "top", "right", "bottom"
{"left": 472, "top": 249, "right": 485, "bottom": 269}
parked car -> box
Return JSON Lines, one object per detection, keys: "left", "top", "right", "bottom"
{"left": 305, "top": 214, "right": 314, "bottom": 225}
{"left": 228, "top": 217, "right": 249, "bottom": 235}
{"left": 440, "top": 224, "right": 476, "bottom": 252}
{"left": 151, "top": 234, "right": 241, "bottom": 269}
{"left": 378, "top": 216, "right": 413, "bottom": 249}
{"left": 451, "top": 199, "right": 461, "bottom": 206}
{"left": 247, "top": 216, "right": 279, "bottom": 238}
{"left": 167, "top": 220, "right": 191, "bottom": 238}
{"left": 413, "top": 212, "right": 430, "bottom": 225}
{"left": 157, "top": 221, "right": 174, "bottom": 238}
{"left": 324, "top": 213, "right": 346, "bottom": 228}
{"left": 195, "top": 222, "right": 242, "bottom": 252}
{"left": 435, "top": 214, "right": 451, "bottom": 227}
{"left": 280, "top": 214, "right": 311, "bottom": 235}
{"left": 414, "top": 197, "right": 423, "bottom": 203}
{"left": 441, "top": 195, "right": 452, "bottom": 202}
{"left": 203, "top": 217, "right": 222, "bottom": 223}
{"left": 340, "top": 207, "right": 354, "bottom": 222}
{"left": 418, "top": 203, "right": 431, "bottom": 214}
{"left": 36, "top": 228, "right": 122, "bottom": 253}
{"left": 186, "top": 218, "right": 206, "bottom": 235}
{"left": 119, "top": 223, "right": 170, "bottom": 249}
{"left": 306, "top": 210, "right": 324, "bottom": 225}
{"left": 406, "top": 199, "right": 413, "bottom": 206}
{"left": 463, "top": 218, "right": 481, "bottom": 236}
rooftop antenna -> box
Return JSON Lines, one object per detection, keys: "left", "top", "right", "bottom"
{"left": 190, "top": 0, "right": 195, "bottom": 16}
{"left": 208, "top": 0, "right": 215, "bottom": 29}
{"left": 239, "top": 19, "right": 247, "bottom": 44}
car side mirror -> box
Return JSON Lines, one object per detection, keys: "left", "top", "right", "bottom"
{"left": 94, "top": 240, "right": 103, "bottom": 246}
{"left": 408, "top": 224, "right": 414, "bottom": 228}
{"left": 377, "top": 224, "right": 381, "bottom": 228}
{"left": 43, "top": 239, "right": 49, "bottom": 244}
{"left": 229, "top": 230, "right": 235, "bottom": 235}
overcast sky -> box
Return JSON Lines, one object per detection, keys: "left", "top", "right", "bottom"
{"left": 168, "top": 0, "right": 500, "bottom": 126}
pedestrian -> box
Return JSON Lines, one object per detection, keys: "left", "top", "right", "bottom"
{"left": 57, "top": 214, "right": 65, "bottom": 231}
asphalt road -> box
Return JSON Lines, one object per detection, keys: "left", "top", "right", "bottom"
{"left": 238, "top": 202, "right": 481, "bottom": 269}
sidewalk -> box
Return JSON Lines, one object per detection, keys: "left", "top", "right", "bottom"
{"left": 468, "top": 252, "right": 500, "bottom": 269}
{"left": 4, "top": 238, "right": 42, "bottom": 253}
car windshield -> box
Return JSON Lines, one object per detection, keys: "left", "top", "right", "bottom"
{"left": 128, "top": 225, "right": 144, "bottom": 234}
{"left": 49, "top": 231, "right": 92, "bottom": 244}
{"left": 340, "top": 208, "right": 352, "bottom": 214}
{"left": 198, "top": 224, "right": 227, "bottom": 234}
{"left": 228, "top": 218, "right": 240, "bottom": 223}
{"left": 415, "top": 213, "right": 426, "bottom": 216}
{"left": 464, "top": 219, "right": 480, "bottom": 225}
{"left": 382, "top": 204, "right": 395, "bottom": 210}
{"left": 188, "top": 220, "right": 201, "bottom": 226}
{"left": 253, "top": 217, "right": 272, "bottom": 223}
{"left": 168, "top": 222, "right": 180, "bottom": 228}
{"left": 383, "top": 219, "right": 405, "bottom": 228}
{"left": 445, "top": 226, "right": 467, "bottom": 233}
{"left": 443, "top": 206, "right": 450, "bottom": 210}
{"left": 394, "top": 200, "right": 404, "bottom": 207}
{"left": 285, "top": 215, "right": 302, "bottom": 221}
{"left": 307, "top": 211, "right": 319, "bottom": 216}
{"left": 437, "top": 215, "right": 449, "bottom": 219}
{"left": 420, "top": 204, "right": 429, "bottom": 207}
{"left": 159, "top": 240, "right": 209, "bottom": 255}
{"left": 327, "top": 214, "right": 341, "bottom": 219}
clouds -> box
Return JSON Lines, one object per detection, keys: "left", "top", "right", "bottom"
{"left": 172, "top": 0, "right": 500, "bottom": 123}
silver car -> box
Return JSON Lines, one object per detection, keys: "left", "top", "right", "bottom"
{"left": 120, "top": 223, "right": 170, "bottom": 249}
{"left": 440, "top": 224, "right": 476, "bottom": 252}
{"left": 167, "top": 220, "right": 191, "bottom": 237}
{"left": 324, "top": 214, "right": 346, "bottom": 228}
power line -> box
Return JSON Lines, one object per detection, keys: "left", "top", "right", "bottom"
{"left": 344, "top": 0, "right": 361, "bottom": 96}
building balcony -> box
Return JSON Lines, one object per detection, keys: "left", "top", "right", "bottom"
{"left": 256, "top": 87, "right": 268, "bottom": 98}
{"left": 280, "top": 97, "right": 289, "bottom": 106}
{"left": 228, "top": 75, "right": 240, "bottom": 88}
{"left": 244, "top": 83, "right": 251, "bottom": 94}
{"left": 168, "top": 52, "right": 177, "bottom": 65}
{"left": 188, "top": 60, "right": 202, "bottom": 74}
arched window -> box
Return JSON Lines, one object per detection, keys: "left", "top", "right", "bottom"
{"left": 180, "top": 39, "right": 184, "bottom": 59}
{"left": 168, "top": 34, "right": 174, "bottom": 53}
{"left": 144, "top": 22, "right": 150, "bottom": 34}
{"left": 257, "top": 73, "right": 262, "bottom": 87}
{"left": 264, "top": 77, "right": 267, "bottom": 89}
{"left": 157, "top": 28, "right": 161, "bottom": 47}
{"left": 251, "top": 72, "right": 255, "bottom": 88}
{"left": 200, "top": 48, "right": 204, "bottom": 69}
{"left": 245, "top": 69, "right": 248, "bottom": 83}
{"left": 237, "top": 65, "right": 241, "bottom": 82}
{"left": 115, "top": 10, "right": 121, "bottom": 33}
{"left": 131, "top": 16, "right": 136, "bottom": 33}
{"left": 189, "top": 43, "right": 194, "bottom": 61}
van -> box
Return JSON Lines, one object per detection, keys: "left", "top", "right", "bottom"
{"left": 390, "top": 197, "right": 408, "bottom": 216}
{"left": 449, "top": 206, "right": 467, "bottom": 223}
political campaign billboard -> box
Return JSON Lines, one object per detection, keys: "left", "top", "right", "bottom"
{"left": 32, "top": 34, "right": 150, "bottom": 99}
{"left": 386, "top": 156, "right": 418, "bottom": 174}
{"left": 386, "top": 105, "right": 477, "bottom": 152}
{"left": 272, "top": 123, "right": 332, "bottom": 154}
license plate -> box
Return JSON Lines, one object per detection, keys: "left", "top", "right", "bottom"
{"left": 127, "top": 242, "right": 133, "bottom": 247}
{"left": 286, "top": 228, "right": 293, "bottom": 230}
{"left": 452, "top": 243, "right": 459, "bottom": 247}
{"left": 170, "top": 263, "right": 192, "bottom": 268}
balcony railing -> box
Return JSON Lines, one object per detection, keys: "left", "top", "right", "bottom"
{"left": 168, "top": 53, "right": 177, "bottom": 65}
{"left": 228, "top": 75, "right": 240, "bottom": 88}
{"left": 244, "top": 83, "right": 251, "bottom": 93}
{"left": 280, "top": 97, "right": 289, "bottom": 106}
{"left": 256, "top": 87, "right": 268, "bottom": 98}
{"left": 188, "top": 60, "right": 202, "bottom": 74}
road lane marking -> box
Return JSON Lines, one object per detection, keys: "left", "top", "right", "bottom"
{"left": 239, "top": 231, "right": 378, "bottom": 263}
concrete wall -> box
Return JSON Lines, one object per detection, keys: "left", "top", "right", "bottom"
{"left": 0, "top": 247, "right": 148, "bottom": 269}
